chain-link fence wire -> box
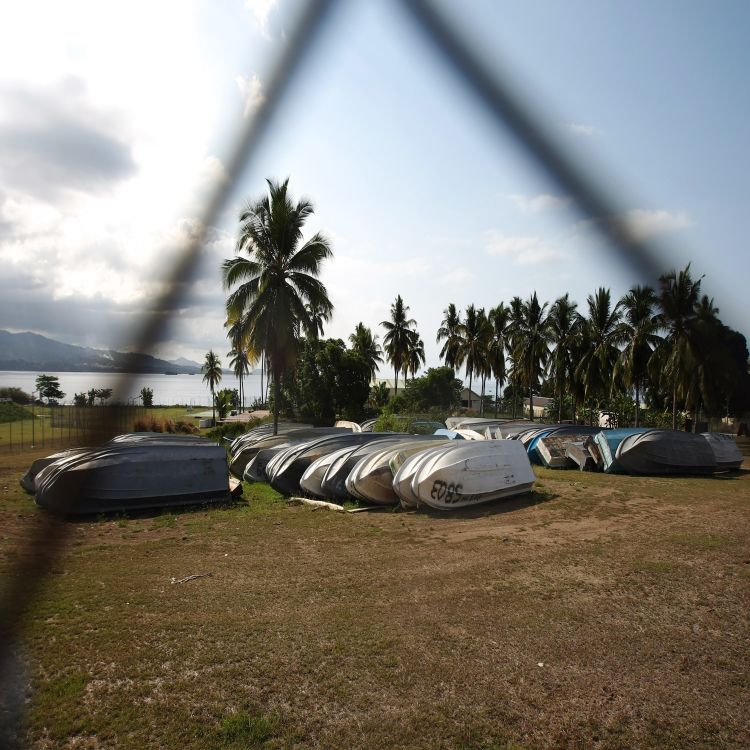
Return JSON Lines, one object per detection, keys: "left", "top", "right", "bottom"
{"left": 0, "top": 0, "right": 681, "bottom": 741}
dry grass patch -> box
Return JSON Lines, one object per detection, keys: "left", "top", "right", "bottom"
{"left": 0, "top": 451, "right": 749, "bottom": 748}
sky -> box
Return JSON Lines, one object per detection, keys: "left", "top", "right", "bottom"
{"left": 1, "top": 0, "right": 748, "bottom": 377}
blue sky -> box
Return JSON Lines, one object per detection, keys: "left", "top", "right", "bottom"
{"left": 0, "top": 0, "right": 747, "bottom": 375}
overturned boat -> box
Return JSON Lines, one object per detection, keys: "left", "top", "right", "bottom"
{"left": 701, "top": 432, "right": 743, "bottom": 471}
{"left": 34, "top": 439, "right": 231, "bottom": 514}
{"left": 230, "top": 426, "right": 348, "bottom": 478}
{"left": 615, "top": 430, "right": 717, "bottom": 475}
{"left": 321, "top": 435, "right": 444, "bottom": 502}
{"left": 347, "top": 438, "right": 450, "bottom": 505}
{"left": 21, "top": 446, "right": 92, "bottom": 494}
{"left": 392, "top": 443, "right": 458, "bottom": 509}
{"left": 268, "top": 433, "right": 403, "bottom": 496}
{"left": 592, "top": 428, "right": 651, "bottom": 473}
{"left": 408, "top": 440, "right": 535, "bottom": 511}
{"left": 565, "top": 440, "right": 598, "bottom": 471}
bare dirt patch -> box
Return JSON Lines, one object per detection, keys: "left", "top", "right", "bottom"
{"left": 1, "top": 452, "right": 749, "bottom": 749}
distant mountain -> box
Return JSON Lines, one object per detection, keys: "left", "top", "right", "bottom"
{"left": 0, "top": 330, "right": 202, "bottom": 374}
{"left": 169, "top": 356, "right": 203, "bottom": 369}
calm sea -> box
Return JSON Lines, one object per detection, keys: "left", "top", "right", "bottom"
{"left": 0, "top": 370, "right": 264, "bottom": 407}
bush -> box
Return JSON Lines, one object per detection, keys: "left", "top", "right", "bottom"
{"left": 0, "top": 387, "right": 32, "bottom": 404}
{"left": 147, "top": 416, "right": 163, "bottom": 433}
{"left": 0, "top": 401, "right": 33, "bottom": 424}
{"left": 205, "top": 418, "right": 265, "bottom": 441}
{"left": 133, "top": 417, "right": 149, "bottom": 431}
{"left": 174, "top": 420, "right": 199, "bottom": 435}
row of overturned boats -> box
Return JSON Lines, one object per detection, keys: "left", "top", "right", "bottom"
{"left": 227, "top": 417, "right": 743, "bottom": 512}
{"left": 20, "top": 417, "right": 743, "bottom": 516}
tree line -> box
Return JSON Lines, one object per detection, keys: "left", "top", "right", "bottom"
{"left": 217, "top": 178, "right": 749, "bottom": 432}
{"left": 430, "top": 269, "right": 749, "bottom": 429}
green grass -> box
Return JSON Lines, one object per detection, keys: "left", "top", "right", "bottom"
{"left": 0, "top": 401, "right": 33, "bottom": 423}
{"left": 216, "top": 711, "right": 281, "bottom": 748}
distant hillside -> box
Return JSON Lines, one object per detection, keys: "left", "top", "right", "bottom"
{"left": 169, "top": 356, "right": 203, "bottom": 369}
{"left": 0, "top": 330, "right": 202, "bottom": 374}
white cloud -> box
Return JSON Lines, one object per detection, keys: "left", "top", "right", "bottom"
{"left": 566, "top": 121, "right": 597, "bottom": 137}
{"left": 509, "top": 192, "right": 570, "bottom": 213}
{"left": 245, "top": 0, "right": 277, "bottom": 35}
{"left": 625, "top": 208, "right": 693, "bottom": 240}
{"left": 485, "top": 230, "right": 566, "bottom": 265}
{"left": 235, "top": 74, "right": 265, "bottom": 117}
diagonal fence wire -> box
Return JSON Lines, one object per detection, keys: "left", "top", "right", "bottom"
{"left": 399, "top": 0, "right": 666, "bottom": 287}
{"left": 0, "top": 0, "right": 338, "bottom": 740}
{"left": 2, "top": 0, "right": 686, "bottom": 741}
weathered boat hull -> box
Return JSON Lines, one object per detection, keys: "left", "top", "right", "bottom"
{"left": 347, "top": 439, "right": 450, "bottom": 505}
{"left": 35, "top": 442, "right": 230, "bottom": 514}
{"left": 269, "top": 433, "right": 402, "bottom": 496}
{"left": 322, "top": 436, "right": 441, "bottom": 501}
{"left": 565, "top": 441, "right": 597, "bottom": 471}
{"left": 615, "top": 430, "right": 717, "bottom": 475}
{"left": 411, "top": 440, "right": 535, "bottom": 511}
{"left": 392, "top": 444, "right": 461, "bottom": 508}
{"left": 701, "top": 433, "right": 743, "bottom": 471}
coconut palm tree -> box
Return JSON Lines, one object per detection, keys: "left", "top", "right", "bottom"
{"left": 305, "top": 300, "right": 331, "bottom": 339}
{"left": 405, "top": 336, "right": 426, "bottom": 382}
{"left": 681, "top": 293, "right": 736, "bottom": 429}
{"left": 657, "top": 265, "right": 703, "bottom": 429}
{"left": 222, "top": 178, "right": 333, "bottom": 435}
{"left": 349, "top": 322, "right": 383, "bottom": 381}
{"left": 547, "top": 294, "right": 579, "bottom": 423}
{"left": 575, "top": 288, "right": 623, "bottom": 420}
{"left": 512, "top": 293, "right": 552, "bottom": 421}
{"left": 613, "top": 286, "right": 662, "bottom": 427}
{"left": 476, "top": 309, "right": 493, "bottom": 416}
{"left": 201, "top": 350, "right": 222, "bottom": 424}
{"left": 488, "top": 303, "right": 510, "bottom": 417}
{"left": 436, "top": 303, "right": 465, "bottom": 370}
{"left": 460, "top": 305, "right": 491, "bottom": 413}
{"left": 227, "top": 348, "right": 250, "bottom": 412}
{"left": 381, "top": 295, "right": 417, "bottom": 396}
{"left": 506, "top": 296, "right": 525, "bottom": 418}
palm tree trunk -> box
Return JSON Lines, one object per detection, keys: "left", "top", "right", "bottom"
{"left": 260, "top": 352, "right": 265, "bottom": 406}
{"left": 273, "top": 368, "right": 280, "bottom": 436}
{"left": 480, "top": 375, "right": 486, "bottom": 416}
{"left": 394, "top": 365, "right": 399, "bottom": 396}
{"left": 468, "top": 372, "right": 473, "bottom": 413}
{"left": 572, "top": 394, "right": 577, "bottom": 424}
{"left": 635, "top": 381, "right": 640, "bottom": 428}
{"left": 558, "top": 385, "right": 562, "bottom": 424}
{"left": 494, "top": 379, "right": 499, "bottom": 418}
{"left": 672, "top": 384, "right": 677, "bottom": 430}
{"left": 529, "top": 385, "right": 534, "bottom": 423}
{"left": 528, "top": 354, "right": 534, "bottom": 422}
{"left": 211, "top": 386, "right": 215, "bottom": 424}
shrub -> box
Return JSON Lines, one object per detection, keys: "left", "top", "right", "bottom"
{"left": 205, "top": 418, "right": 265, "bottom": 441}
{"left": 0, "top": 387, "right": 31, "bottom": 404}
{"left": 174, "top": 420, "right": 199, "bottom": 435}
{"left": 133, "top": 418, "right": 149, "bottom": 432}
{"left": 163, "top": 419, "right": 176, "bottom": 433}
{"left": 147, "top": 417, "right": 163, "bottom": 433}
{"left": 0, "top": 402, "right": 33, "bottom": 424}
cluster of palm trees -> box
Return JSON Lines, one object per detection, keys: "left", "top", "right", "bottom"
{"left": 217, "top": 179, "right": 745, "bottom": 433}
{"left": 434, "top": 265, "right": 744, "bottom": 428}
